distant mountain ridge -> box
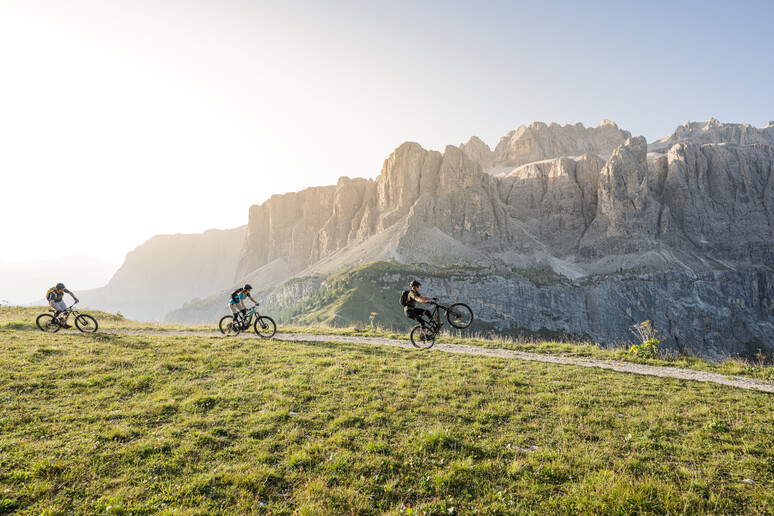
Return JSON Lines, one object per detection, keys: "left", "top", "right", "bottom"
{"left": 80, "top": 227, "right": 246, "bottom": 321}
{"left": 85, "top": 119, "right": 774, "bottom": 358}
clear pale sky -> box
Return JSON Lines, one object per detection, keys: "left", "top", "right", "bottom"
{"left": 1, "top": 0, "right": 772, "bottom": 302}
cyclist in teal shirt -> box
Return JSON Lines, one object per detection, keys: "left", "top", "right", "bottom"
{"left": 230, "top": 284, "right": 257, "bottom": 328}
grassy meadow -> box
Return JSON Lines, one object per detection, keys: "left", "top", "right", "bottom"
{"left": 1, "top": 306, "right": 774, "bottom": 515}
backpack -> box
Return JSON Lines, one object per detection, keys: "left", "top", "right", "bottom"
{"left": 399, "top": 289, "right": 410, "bottom": 307}
{"left": 231, "top": 288, "right": 244, "bottom": 303}
{"left": 46, "top": 287, "right": 57, "bottom": 300}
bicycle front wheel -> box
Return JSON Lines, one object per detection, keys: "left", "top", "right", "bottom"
{"left": 254, "top": 316, "right": 276, "bottom": 338}
{"left": 75, "top": 314, "right": 98, "bottom": 333}
{"left": 219, "top": 315, "right": 241, "bottom": 336}
{"left": 410, "top": 325, "right": 436, "bottom": 350}
{"left": 446, "top": 303, "right": 473, "bottom": 329}
{"left": 36, "top": 314, "right": 60, "bottom": 332}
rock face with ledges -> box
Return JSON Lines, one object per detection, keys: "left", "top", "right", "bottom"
{"left": 660, "top": 141, "right": 774, "bottom": 262}
{"left": 650, "top": 118, "right": 774, "bottom": 152}
{"left": 236, "top": 186, "right": 338, "bottom": 274}
{"left": 579, "top": 136, "right": 662, "bottom": 258}
{"left": 491, "top": 120, "right": 631, "bottom": 168}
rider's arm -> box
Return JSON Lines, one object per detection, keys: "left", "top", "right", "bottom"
{"left": 248, "top": 295, "right": 258, "bottom": 305}
{"left": 418, "top": 294, "right": 435, "bottom": 303}
{"left": 69, "top": 291, "right": 78, "bottom": 302}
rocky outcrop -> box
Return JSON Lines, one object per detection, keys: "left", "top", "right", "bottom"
{"left": 491, "top": 120, "right": 631, "bottom": 169}
{"left": 499, "top": 154, "right": 607, "bottom": 254}
{"left": 659, "top": 140, "right": 774, "bottom": 262}
{"left": 236, "top": 186, "right": 338, "bottom": 275}
{"left": 459, "top": 136, "right": 495, "bottom": 171}
{"left": 650, "top": 118, "right": 774, "bottom": 152}
{"left": 579, "top": 137, "right": 662, "bottom": 258}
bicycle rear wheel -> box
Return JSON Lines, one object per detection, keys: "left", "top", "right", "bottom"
{"left": 219, "top": 315, "right": 241, "bottom": 336}
{"left": 410, "top": 325, "right": 436, "bottom": 349}
{"left": 36, "top": 314, "right": 61, "bottom": 332}
{"left": 254, "top": 316, "right": 276, "bottom": 338}
{"left": 446, "top": 303, "right": 473, "bottom": 329}
{"left": 75, "top": 314, "right": 98, "bottom": 333}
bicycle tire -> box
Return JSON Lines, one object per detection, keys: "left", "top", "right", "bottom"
{"left": 446, "top": 303, "right": 473, "bottom": 329}
{"left": 254, "top": 316, "right": 276, "bottom": 338}
{"left": 75, "top": 314, "right": 98, "bottom": 333}
{"left": 36, "top": 314, "right": 61, "bottom": 333}
{"left": 219, "top": 315, "right": 241, "bottom": 336}
{"left": 409, "top": 325, "right": 436, "bottom": 350}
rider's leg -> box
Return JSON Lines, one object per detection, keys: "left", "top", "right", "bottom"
{"left": 406, "top": 308, "right": 423, "bottom": 328}
{"left": 53, "top": 301, "right": 69, "bottom": 327}
{"left": 230, "top": 303, "right": 240, "bottom": 324}
{"left": 410, "top": 309, "right": 431, "bottom": 329}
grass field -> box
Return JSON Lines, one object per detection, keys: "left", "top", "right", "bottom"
{"left": 1, "top": 307, "right": 774, "bottom": 514}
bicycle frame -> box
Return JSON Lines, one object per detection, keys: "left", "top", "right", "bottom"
{"left": 51, "top": 303, "right": 80, "bottom": 323}
{"left": 417, "top": 301, "right": 470, "bottom": 331}
{"left": 417, "top": 302, "right": 447, "bottom": 330}
{"left": 241, "top": 305, "right": 259, "bottom": 324}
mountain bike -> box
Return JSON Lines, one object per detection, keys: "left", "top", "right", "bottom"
{"left": 219, "top": 303, "right": 276, "bottom": 338}
{"left": 36, "top": 302, "right": 98, "bottom": 333}
{"left": 409, "top": 300, "right": 473, "bottom": 349}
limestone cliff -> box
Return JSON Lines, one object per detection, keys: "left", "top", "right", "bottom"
{"left": 490, "top": 120, "right": 631, "bottom": 169}
{"left": 222, "top": 119, "right": 773, "bottom": 357}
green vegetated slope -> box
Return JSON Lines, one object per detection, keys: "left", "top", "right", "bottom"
{"left": 2, "top": 321, "right": 774, "bottom": 515}
{"left": 270, "top": 260, "right": 492, "bottom": 332}
{"left": 271, "top": 262, "right": 410, "bottom": 329}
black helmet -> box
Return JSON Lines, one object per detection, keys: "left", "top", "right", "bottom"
{"left": 410, "top": 280, "right": 421, "bottom": 287}
{"left": 56, "top": 282, "right": 66, "bottom": 289}
{"left": 244, "top": 284, "right": 252, "bottom": 290}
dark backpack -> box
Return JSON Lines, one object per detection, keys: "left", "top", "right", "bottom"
{"left": 399, "top": 289, "right": 410, "bottom": 307}
{"left": 231, "top": 288, "right": 244, "bottom": 303}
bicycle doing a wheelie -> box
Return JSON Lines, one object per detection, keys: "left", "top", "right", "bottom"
{"left": 36, "top": 302, "right": 98, "bottom": 333}
{"left": 219, "top": 303, "right": 276, "bottom": 338}
{"left": 409, "top": 300, "right": 473, "bottom": 349}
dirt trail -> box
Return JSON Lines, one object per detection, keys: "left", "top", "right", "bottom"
{"left": 103, "top": 329, "right": 774, "bottom": 394}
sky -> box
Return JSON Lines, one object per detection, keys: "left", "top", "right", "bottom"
{"left": 1, "top": 0, "right": 773, "bottom": 303}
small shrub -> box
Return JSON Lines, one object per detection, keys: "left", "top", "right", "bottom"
{"left": 366, "top": 312, "right": 378, "bottom": 330}
{"left": 629, "top": 320, "right": 660, "bottom": 359}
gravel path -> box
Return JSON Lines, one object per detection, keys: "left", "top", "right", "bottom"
{"left": 103, "top": 329, "right": 774, "bottom": 394}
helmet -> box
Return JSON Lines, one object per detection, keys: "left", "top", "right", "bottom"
{"left": 244, "top": 284, "right": 252, "bottom": 290}
{"left": 56, "top": 283, "right": 66, "bottom": 289}
{"left": 410, "top": 280, "right": 421, "bottom": 287}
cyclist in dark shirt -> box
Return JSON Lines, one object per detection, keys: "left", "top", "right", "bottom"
{"left": 404, "top": 280, "right": 436, "bottom": 329}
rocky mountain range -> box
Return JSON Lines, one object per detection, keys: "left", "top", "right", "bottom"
{"left": 81, "top": 119, "right": 774, "bottom": 359}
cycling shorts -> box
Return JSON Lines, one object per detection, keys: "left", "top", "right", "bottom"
{"left": 405, "top": 307, "right": 430, "bottom": 322}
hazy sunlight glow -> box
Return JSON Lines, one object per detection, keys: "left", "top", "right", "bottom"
{"left": 1, "top": 0, "right": 772, "bottom": 303}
